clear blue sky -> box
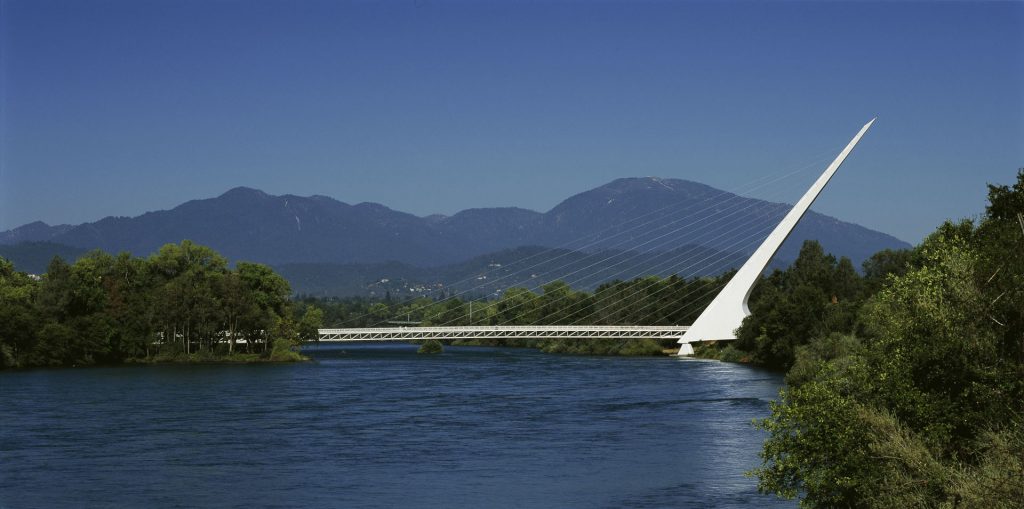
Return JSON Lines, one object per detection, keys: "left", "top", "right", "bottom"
{"left": 2, "top": 0, "right": 1021, "bottom": 243}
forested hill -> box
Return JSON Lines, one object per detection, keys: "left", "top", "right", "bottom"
{"left": 0, "top": 178, "right": 909, "bottom": 270}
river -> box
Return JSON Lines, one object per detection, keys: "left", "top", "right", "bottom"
{"left": 0, "top": 344, "right": 794, "bottom": 508}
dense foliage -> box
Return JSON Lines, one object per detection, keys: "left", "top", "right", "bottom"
{"left": 746, "top": 171, "right": 1024, "bottom": 507}
{"left": 733, "top": 241, "right": 865, "bottom": 369}
{"left": 417, "top": 339, "right": 444, "bottom": 354}
{"left": 0, "top": 241, "right": 322, "bottom": 368}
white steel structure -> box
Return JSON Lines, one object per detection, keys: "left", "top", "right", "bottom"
{"left": 676, "top": 118, "right": 875, "bottom": 355}
{"left": 319, "top": 325, "right": 689, "bottom": 342}
{"left": 316, "top": 119, "right": 876, "bottom": 356}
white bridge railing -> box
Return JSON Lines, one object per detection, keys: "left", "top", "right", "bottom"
{"left": 317, "top": 325, "right": 689, "bottom": 342}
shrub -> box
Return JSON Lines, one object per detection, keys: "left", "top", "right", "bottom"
{"left": 417, "top": 339, "right": 444, "bottom": 354}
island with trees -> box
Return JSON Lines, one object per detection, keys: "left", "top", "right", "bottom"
{"left": 0, "top": 241, "right": 324, "bottom": 368}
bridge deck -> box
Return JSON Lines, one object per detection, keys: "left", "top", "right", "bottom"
{"left": 318, "top": 325, "right": 689, "bottom": 342}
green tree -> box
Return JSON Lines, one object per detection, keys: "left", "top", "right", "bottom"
{"left": 297, "top": 306, "right": 324, "bottom": 342}
{"left": 538, "top": 281, "right": 588, "bottom": 324}
{"left": 861, "top": 248, "right": 916, "bottom": 295}
{"left": 367, "top": 302, "right": 391, "bottom": 325}
{"left": 493, "top": 288, "right": 539, "bottom": 325}
{"left": 737, "top": 240, "right": 864, "bottom": 369}
{"left": 235, "top": 261, "right": 291, "bottom": 352}
{"left": 0, "top": 257, "right": 39, "bottom": 367}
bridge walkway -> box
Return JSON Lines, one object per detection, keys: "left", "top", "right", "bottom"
{"left": 318, "top": 325, "right": 689, "bottom": 342}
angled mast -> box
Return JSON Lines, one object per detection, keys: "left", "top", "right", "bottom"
{"left": 677, "top": 118, "right": 876, "bottom": 355}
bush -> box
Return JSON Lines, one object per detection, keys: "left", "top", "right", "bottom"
{"left": 268, "top": 337, "right": 307, "bottom": 362}
{"left": 540, "top": 338, "right": 664, "bottom": 356}
{"left": 692, "top": 342, "right": 752, "bottom": 363}
{"left": 417, "top": 339, "right": 444, "bottom": 354}
{"left": 618, "top": 338, "right": 665, "bottom": 356}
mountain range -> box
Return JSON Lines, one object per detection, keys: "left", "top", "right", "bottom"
{"left": 0, "top": 177, "right": 910, "bottom": 296}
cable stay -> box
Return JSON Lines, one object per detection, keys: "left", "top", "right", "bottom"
{"left": 318, "top": 119, "right": 877, "bottom": 356}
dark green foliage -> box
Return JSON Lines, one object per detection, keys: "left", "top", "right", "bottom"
{"left": 975, "top": 172, "right": 1024, "bottom": 367}
{"left": 0, "top": 240, "right": 302, "bottom": 368}
{"left": 296, "top": 306, "right": 325, "bottom": 342}
{"left": 537, "top": 338, "right": 664, "bottom": 356}
{"left": 417, "top": 339, "right": 444, "bottom": 354}
{"left": 861, "top": 248, "right": 917, "bottom": 295}
{"left": 754, "top": 170, "right": 1024, "bottom": 508}
{"left": 0, "top": 258, "right": 40, "bottom": 367}
{"left": 268, "top": 337, "right": 303, "bottom": 360}
{"left": 984, "top": 170, "right": 1024, "bottom": 221}
{"left": 736, "top": 240, "right": 864, "bottom": 369}
{"left": 783, "top": 333, "right": 862, "bottom": 387}
{"left": 692, "top": 342, "right": 752, "bottom": 363}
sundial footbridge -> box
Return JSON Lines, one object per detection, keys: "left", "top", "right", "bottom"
{"left": 318, "top": 325, "right": 689, "bottom": 342}
{"left": 317, "top": 119, "right": 876, "bottom": 356}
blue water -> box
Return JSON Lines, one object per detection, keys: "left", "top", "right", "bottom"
{"left": 0, "top": 344, "right": 793, "bottom": 508}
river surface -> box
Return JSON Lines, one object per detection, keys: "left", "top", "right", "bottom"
{"left": 0, "top": 344, "right": 794, "bottom": 508}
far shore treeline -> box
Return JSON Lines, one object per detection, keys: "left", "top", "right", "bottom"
{"left": 0, "top": 241, "right": 324, "bottom": 368}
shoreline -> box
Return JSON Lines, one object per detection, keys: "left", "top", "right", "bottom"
{"left": 1, "top": 351, "right": 311, "bottom": 371}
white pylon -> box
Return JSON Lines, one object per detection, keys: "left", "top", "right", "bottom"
{"left": 678, "top": 118, "right": 876, "bottom": 356}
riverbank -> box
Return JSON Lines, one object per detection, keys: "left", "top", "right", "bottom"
{"left": 1, "top": 347, "right": 310, "bottom": 371}
{"left": 129, "top": 349, "right": 309, "bottom": 365}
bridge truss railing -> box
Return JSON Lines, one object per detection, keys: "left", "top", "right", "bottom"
{"left": 317, "top": 325, "right": 689, "bottom": 342}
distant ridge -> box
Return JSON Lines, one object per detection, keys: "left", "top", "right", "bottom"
{"left": 0, "top": 221, "right": 75, "bottom": 244}
{"left": 0, "top": 178, "right": 910, "bottom": 288}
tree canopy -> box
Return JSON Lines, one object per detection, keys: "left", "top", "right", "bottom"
{"left": 0, "top": 240, "right": 318, "bottom": 368}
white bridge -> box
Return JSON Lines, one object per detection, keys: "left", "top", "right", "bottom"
{"left": 317, "top": 119, "right": 875, "bottom": 355}
{"left": 319, "top": 325, "right": 689, "bottom": 342}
